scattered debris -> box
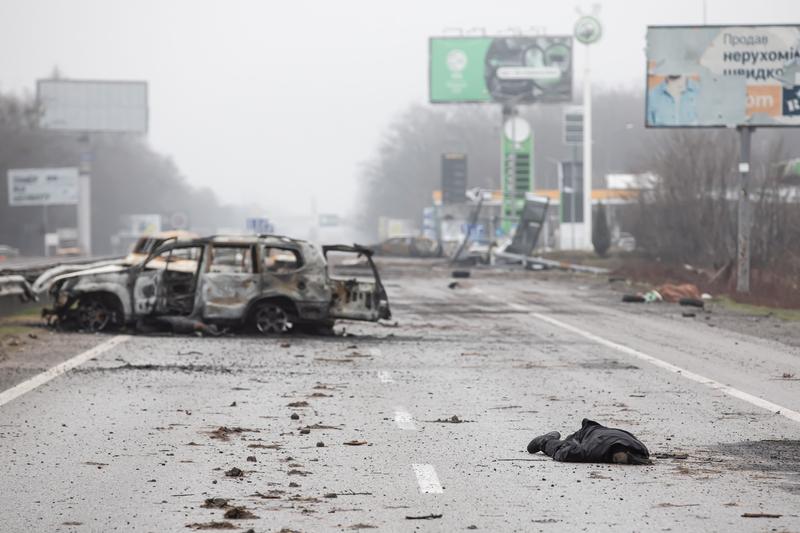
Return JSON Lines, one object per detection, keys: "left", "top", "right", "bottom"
{"left": 655, "top": 453, "right": 688, "bottom": 460}
{"left": 656, "top": 502, "right": 700, "bottom": 508}
{"left": 452, "top": 270, "right": 471, "bottom": 278}
{"left": 405, "top": 513, "right": 443, "bottom": 520}
{"left": 299, "top": 428, "right": 311, "bottom": 435}
{"left": 658, "top": 283, "right": 702, "bottom": 303}
{"left": 348, "top": 524, "right": 377, "bottom": 530}
{"left": 246, "top": 456, "right": 257, "bottom": 462}
{"left": 209, "top": 426, "right": 257, "bottom": 441}
{"left": 343, "top": 440, "right": 368, "bottom": 446}
{"left": 247, "top": 443, "right": 281, "bottom": 449}
{"left": 229, "top": 401, "right": 237, "bottom": 407}
{"left": 448, "top": 281, "right": 461, "bottom": 289}
{"left": 316, "top": 441, "right": 325, "bottom": 447}
{"left": 62, "top": 522, "right": 83, "bottom": 526}
{"left": 741, "top": 512, "right": 782, "bottom": 518}
{"left": 287, "top": 401, "right": 310, "bottom": 408}
{"left": 287, "top": 469, "right": 311, "bottom": 476}
{"left": 185, "top": 522, "right": 236, "bottom": 530}
{"left": 253, "top": 490, "right": 284, "bottom": 499}
{"left": 781, "top": 372, "right": 796, "bottom": 379}
{"left": 679, "top": 297, "right": 704, "bottom": 308}
{"left": 280, "top": 342, "right": 291, "bottom": 348}
{"left": 588, "top": 471, "right": 612, "bottom": 480}
{"left": 201, "top": 498, "right": 229, "bottom": 509}
{"left": 428, "top": 415, "right": 470, "bottom": 423}
{"left": 223, "top": 507, "right": 258, "bottom": 519}
{"left": 681, "top": 311, "right": 696, "bottom": 318}
{"left": 622, "top": 294, "right": 646, "bottom": 303}
{"left": 224, "top": 467, "right": 244, "bottom": 477}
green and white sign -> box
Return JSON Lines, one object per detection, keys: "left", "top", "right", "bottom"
{"left": 430, "top": 36, "right": 573, "bottom": 104}
{"left": 501, "top": 116, "right": 534, "bottom": 231}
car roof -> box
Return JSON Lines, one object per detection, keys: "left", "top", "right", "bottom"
{"left": 194, "top": 234, "right": 308, "bottom": 246}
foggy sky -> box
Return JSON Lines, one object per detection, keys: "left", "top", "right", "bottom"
{"left": 1, "top": 0, "right": 798, "bottom": 219}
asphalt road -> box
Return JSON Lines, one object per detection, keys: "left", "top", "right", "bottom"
{"left": 1, "top": 265, "right": 799, "bottom": 532}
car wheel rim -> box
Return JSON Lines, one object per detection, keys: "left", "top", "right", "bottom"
{"left": 78, "top": 299, "right": 110, "bottom": 332}
{"left": 255, "top": 305, "right": 289, "bottom": 334}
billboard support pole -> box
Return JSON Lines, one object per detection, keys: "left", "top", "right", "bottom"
{"left": 78, "top": 134, "right": 92, "bottom": 256}
{"left": 582, "top": 43, "right": 593, "bottom": 251}
{"left": 736, "top": 126, "right": 754, "bottom": 293}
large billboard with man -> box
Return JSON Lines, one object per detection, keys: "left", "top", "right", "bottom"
{"left": 646, "top": 25, "right": 800, "bottom": 127}
{"left": 430, "top": 36, "right": 572, "bottom": 104}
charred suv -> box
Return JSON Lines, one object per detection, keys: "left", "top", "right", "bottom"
{"left": 44, "top": 235, "right": 391, "bottom": 334}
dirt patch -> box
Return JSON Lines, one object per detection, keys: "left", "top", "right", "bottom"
{"left": 579, "top": 359, "right": 639, "bottom": 370}
{"left": 76, "top": 363, "right": 232, "bottom": 374}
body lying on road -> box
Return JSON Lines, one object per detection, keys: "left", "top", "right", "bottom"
{"left": 527, "top": 418, "right": 651, "bottom": 464}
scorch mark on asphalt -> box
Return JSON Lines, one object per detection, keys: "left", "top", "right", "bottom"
{"left": 412, "top": 463, "right": 444, "bottom": 494}
{"left": 0, "top": 335, "right": 130, "bottom": 407}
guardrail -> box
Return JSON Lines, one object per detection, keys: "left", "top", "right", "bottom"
{"left": 0, "top": 255, "right": 124, "bottom": 306}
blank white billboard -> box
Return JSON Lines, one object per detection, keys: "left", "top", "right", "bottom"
{"left": 37, "top": 79, "right": 148, "bottom": 133}
{"left": 7, "top": 167, "right": 79, "bottom": 206}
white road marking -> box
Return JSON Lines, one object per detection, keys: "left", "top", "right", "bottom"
{"left": 0, "top": 335, "right": 130, "bottom": 408}
{"left": 378, "top": 370, "right": 394, "bottom": 383}
{"left": 370, "top": 348, "right": 382, "bottom": 357}
{"left": 394, "top": 408, "right": 417, "bottom": 430}
{"left": 412, "top": 463, "right": 443, "bottom": 494}
{"left": 507, "top": 302, "right": 529, "bottom": 311}
{"left": 531, "top": 312, "right": 800, "bottom": 424}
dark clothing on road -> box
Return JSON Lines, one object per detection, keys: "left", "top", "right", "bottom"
{"left": 540, "top": 419, "right": 650, "bottom": 464}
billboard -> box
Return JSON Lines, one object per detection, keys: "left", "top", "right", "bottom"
{"left": 646, "top": 25, "right": 800, "bottom": 127}
{"left": 430, "top": 36, "right": 572, "bottom": 104}
{"left": 38, "top": 79, "right": 148, "bottom": 133}
{"left": 7, "top": 167, "right": 79, "bottom": 206}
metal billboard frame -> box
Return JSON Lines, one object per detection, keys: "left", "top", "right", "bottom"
{"left": 36, "top": 78, "right": 149, "bottom": 133}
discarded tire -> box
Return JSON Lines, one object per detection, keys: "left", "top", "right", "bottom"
{"left": 452, "top": 270, "right": 471, "bottom": 279}
{"left": 622, "top": 294, "right": 646, "bottom": 303}
{"left": 679, "top": 298, "right": 704, "bottom": 308}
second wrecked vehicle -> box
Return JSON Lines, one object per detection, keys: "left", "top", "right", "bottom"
{"left": 43, "top": 235, "right": 391, "bottom": 334}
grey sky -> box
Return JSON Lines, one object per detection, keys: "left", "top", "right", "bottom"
{"left": 1, "top": 0, "right": 798, "bottom": 217}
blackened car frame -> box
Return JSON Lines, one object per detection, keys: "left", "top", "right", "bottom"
{"left": 43, "top": 235, "right": 391, "bottom": 334}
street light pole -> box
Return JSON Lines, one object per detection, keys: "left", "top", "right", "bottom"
{"left": 582, "top": 43, "right": 592, "bottom": 250}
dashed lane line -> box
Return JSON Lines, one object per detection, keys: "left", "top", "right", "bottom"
{"left": 530, "top": 312, "right": 800, "bottom": 424}
{"left": 378, "top": 371, "right": 394, "bottom": 383}
{"left": 412, "top": 463, "right": 444, "bottom": 494}
{"left": 0, "top": 335, "right": 131, "bottom": 408}
{"left": 394, "top": 408, "right": 417, "bottom": 430}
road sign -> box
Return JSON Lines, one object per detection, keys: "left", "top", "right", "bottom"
{"left": 246, "top": 217, "right": 274, "bottom": 234}
{"left": 7, "top": 167, "right": 79, "bottom": 206}
{"left": 429, "top": 36, "right": 573, "bottom": 104}
{"left": 563, "top": 106, "right": 584, "bottom": 145}
{"left": 441, "top": 153, "right": 468, "bottom": 205}
{"left": 575, "top": 16, "right": 602, "bottom": 44}
{"left": 559, "top": 161, "right": 584, "bottom": 223}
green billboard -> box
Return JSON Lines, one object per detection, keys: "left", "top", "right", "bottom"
{"left": 429, "top": 36, "right": 573, "bottom": 104}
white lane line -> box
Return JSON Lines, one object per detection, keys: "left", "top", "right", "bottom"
{"left": 531, "top": 312, "right": 800, "bottom": 424}
{"left": 412, "top": 463, "right": 443, "bottom": 494}
{"left": 394, "top": 408, "right": 417, "bottom": 430}
{"left": 0, "top": 335, "right": 131, "bottom": 408}
{"left": 507, "top": 302, "right": 529, "bottom": 312}
{"left": 378, "top": 370, "right": 394, "bottom": 383}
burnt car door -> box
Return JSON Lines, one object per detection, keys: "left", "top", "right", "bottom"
{"left": 322, "top": 245, "right": 391, "bottom": 321}
{"left": 199, "top": 243, "right": 260, "bottom": 320}
{"left": 131, "top": 243, "right": 203, "bottom": 317}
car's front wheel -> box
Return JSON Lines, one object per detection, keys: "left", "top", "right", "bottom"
{"left": 253, "top": 302, "right": 293, "bottom": 334}
{"left": 76, "top": 296, "right": 113, "bottom": 332}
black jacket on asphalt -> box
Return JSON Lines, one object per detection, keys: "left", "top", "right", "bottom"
{"left": 551, "top": 418, "right": 650, "bottom": 463}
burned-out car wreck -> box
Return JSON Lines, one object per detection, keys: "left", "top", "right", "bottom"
{"left": 42, "top": 235, "right": 391, "bottom": 334}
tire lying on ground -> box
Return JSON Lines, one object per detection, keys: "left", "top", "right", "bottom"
{"left": 621, "top": 294, "right": 646, "bottom": 303}
{"left": 679, "top": 297, "right": 705, "bottom": 308}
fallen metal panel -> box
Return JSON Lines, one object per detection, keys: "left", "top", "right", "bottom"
{"left": 494, "top": 251, "right": 609, "bottom": 275}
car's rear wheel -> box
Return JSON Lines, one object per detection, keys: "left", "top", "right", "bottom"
{"left": 77, "top": 296, "right": 112, "bottom": 332}
{"left": 253, "top": 302, "right": 292, "bottom": 334}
